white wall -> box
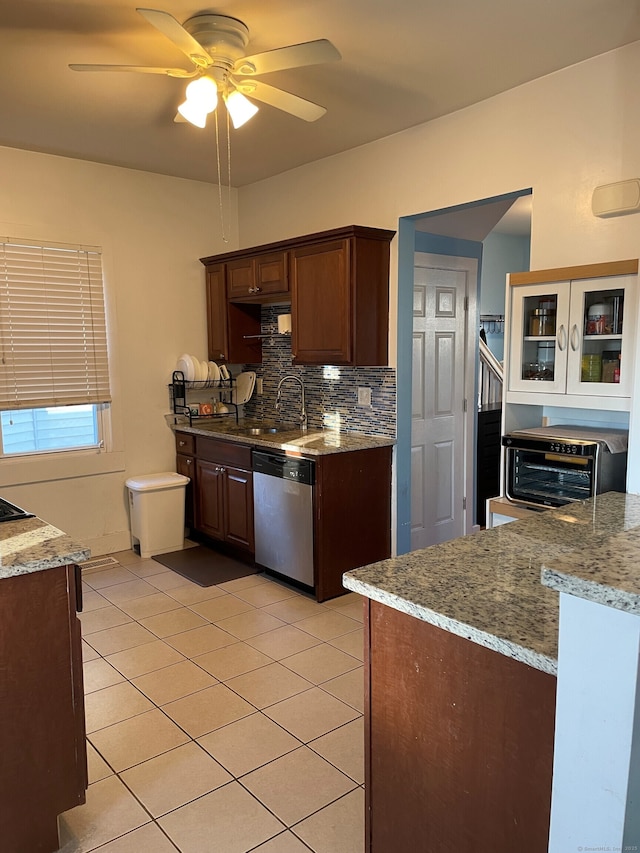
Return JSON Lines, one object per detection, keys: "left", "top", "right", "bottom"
{"left": 237, "top": 41, "right": 640, "bottom": 487}
{"left": 481, "top": 232, "right": 531, "bottom": 361}
{"left": 0, "top": 147, "right": 231, "bottom": 554}
{"left": 238, "top": 44, "right": 640, "bottom": 269}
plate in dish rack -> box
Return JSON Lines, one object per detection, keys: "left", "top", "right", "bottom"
{"left": 176, "top": 353, "right": 196, "bottom": 381}
{"left": 233, "top": 371, "right": 256, "bottom": 404}
{"left": 208, "top": 361, "right": 220, "bottom": 384}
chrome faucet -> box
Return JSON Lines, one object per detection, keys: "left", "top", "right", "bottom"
{"left": 275, "top": 375, "right": 307, "bottom": 431}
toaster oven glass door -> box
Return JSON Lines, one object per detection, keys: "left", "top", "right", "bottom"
{"left": 507, "top": 448, "right": 595, "bottom": 507}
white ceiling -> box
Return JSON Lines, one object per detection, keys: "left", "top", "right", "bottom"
{"left": 1, "top": 0, "right": 639, "bottom": 187}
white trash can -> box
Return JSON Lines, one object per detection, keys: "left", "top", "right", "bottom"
{"left": 125, "top": 472, "right": 190, "bottom": 559}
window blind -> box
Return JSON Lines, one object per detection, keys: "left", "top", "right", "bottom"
{"left": 0, "top": 238, "right": 111, "bottom": 409}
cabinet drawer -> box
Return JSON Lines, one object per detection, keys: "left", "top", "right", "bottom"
{"left": 196, "top": 436, "right": 252, "bottom": 468}
{"left": 175, "top": 432, "right": 195, "bottom": 455}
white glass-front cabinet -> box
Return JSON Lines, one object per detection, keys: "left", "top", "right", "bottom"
{"left": 507, "top": 267, "right": 637, "bottom": 410}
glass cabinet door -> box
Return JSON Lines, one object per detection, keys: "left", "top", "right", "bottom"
{"left": 566, "top": 275, "right": 635, "bottom": 397}
{"left": 507, "top": 281, "right": 570, "bottom": 394}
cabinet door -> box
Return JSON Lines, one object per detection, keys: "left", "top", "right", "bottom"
{"left": 224, "top": 466, "right": 254, "bottom": 551}
{"left": 291, "top": 239, "right": 352, "bottom": 365}
{"left": 255, "top": 251, "right": 289, "bottom": 298}
{"left": 176, "top": 453, "right": 195, "bottom": 528}
{"left": 195, "top": 459, "right": 225, "bottom": 540}
{"left": 227, "top": 257, "right": 255, "bottom": 298}
{"left": 205, "top": 263, "right": 262, "bottom": 364}
{"left": 227, "top": 252, "right": 289, "bottom": 301}
{"left": 206, "top": 264, "right": 228, "bottom": 361}
{"left": 565, "top": 275, "right": 636, "bottom": 398}
{"left": 507, "top": 281, "right": 570, "bottom": 394}
{"left": 314, "top": 447, "right": 391, "bottom": 601}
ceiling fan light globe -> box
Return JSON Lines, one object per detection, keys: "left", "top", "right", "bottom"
{"left": 184, "top": 76, "right": 218, "bottom": 113}
{"left": 225, "top": 90, "right": 259, "bottom": 128}
{"left": 177, "top": 99, "right": 208, "bottom": 128}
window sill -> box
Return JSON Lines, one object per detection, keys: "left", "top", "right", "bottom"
{"left": 1, "top": 449, "right": 126, "bottom": 487}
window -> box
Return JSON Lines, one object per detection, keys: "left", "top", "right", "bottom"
{"left": 0, "top": 237, "right": 111, "bottom": 457}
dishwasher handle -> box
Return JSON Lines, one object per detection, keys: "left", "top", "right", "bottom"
{"left": 252, "top": 451, "right": 315, "bottom": 485}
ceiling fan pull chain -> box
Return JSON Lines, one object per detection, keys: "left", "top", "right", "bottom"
{"left": 213, "top": 109, "right": 228, "bottom": 245}
{"left": 226, "top": 107, "right": 232, "bottom": 236}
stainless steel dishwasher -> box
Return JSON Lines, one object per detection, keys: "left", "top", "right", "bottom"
{"left": 252, "top": 450, "right": 315, "bottom": 587}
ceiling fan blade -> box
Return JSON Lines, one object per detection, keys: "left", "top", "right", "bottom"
{"left": 233, "top": 39, "right": 340, "bottom": 76}
{"left": 136, "top": 7, "right": 212, "bottom": 68}
{"left": 234, "top": 79, "right": 326, "bottom": 122}
{"left": 69, "top": 64, "right": 197, "bottom": 78}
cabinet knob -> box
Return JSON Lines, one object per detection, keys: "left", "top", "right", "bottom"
{"left": 179, "top": 441, "right": 186, "bottom": 447}
{"left": 185, "top": 458, "right": 192, "bottom": 465}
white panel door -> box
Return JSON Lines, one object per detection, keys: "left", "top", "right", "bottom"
{"left": 411, "top": 253, "right": 476, "bottom": 549}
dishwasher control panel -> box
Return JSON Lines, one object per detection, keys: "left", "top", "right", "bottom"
{"left": 252, "top": 451, "right": 315, "bottom": 486}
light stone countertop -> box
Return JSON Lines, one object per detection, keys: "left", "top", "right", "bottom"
{"left": 169, "top": 416, "right": 395, "bottom": 456}
{"left": 540, "top": 492, "right": 640, "bottom": 613}
{"left": 0, "top": 515, "right": 90, "bottom": 579}
{"left": 344, "top": 492, "right": 640, "bottom": 675}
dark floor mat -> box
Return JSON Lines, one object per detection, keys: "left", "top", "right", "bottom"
{"left": 152, "top": 546, "right": 258, "bottom": 587}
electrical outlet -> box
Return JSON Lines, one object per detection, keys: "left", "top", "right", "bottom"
{"left": 357, "top": 386, "right": 372, "bottom": 407}
{"left": 256, "top": 377, "right": 263, "bottom": 395}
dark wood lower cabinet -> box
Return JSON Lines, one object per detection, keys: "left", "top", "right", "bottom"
{"left": 314, "top": 446, "right": 392, "bottom": 601}
{"left": 365, "top": 601, "right": 556, "bottom": 853}
{"left": 195, "top": 458, "right": 225, "bottom": 539}
{"left": 223, "top": 465, "right": 254, "bottom": 551}
{"left": 0, "top": 564, "right": 87, "bottom": 853}
{"left": 176, "top": 431, "right": 392, "bottom": 600}
{"left": 191, "top": 436, "right": 254, "bottom": 553}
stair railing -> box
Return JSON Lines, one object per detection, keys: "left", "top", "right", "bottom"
{"left": 479, "top": 337, "right": 503, "bottom": 408}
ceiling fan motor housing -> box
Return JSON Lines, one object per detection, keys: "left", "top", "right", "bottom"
{"left": 183, "top": 14, "right": 249, "bottom": 68}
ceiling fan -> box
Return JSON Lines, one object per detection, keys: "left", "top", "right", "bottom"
{"left": 69, "top": 7, "right": 341, "bottom": 128}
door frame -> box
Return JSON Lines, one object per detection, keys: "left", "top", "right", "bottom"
{"left": 396, "top": 190, "right": 532, "bottom": 555}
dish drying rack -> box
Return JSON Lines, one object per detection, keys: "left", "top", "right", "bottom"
{"left": 170, "top": 370, "right": 240, "bottom": 425}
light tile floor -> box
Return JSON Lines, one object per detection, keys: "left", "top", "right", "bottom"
{"left": 59, "top": 549, "right": 365, "bottom": 853}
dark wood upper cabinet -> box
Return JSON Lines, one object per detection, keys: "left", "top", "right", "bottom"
{"left": 227, "top": 251, "right": 289, "bottom": 301}
{"left": 291, "top": 239, "right": 352, "bottom": 364}
{"left": 201, "top": 225, "right": 395, "bottom": 366}
{"left": 292, "top": 230, "right": 393, "bottom": 366}
{"left": 205, "top": 263, "right": 262, "bottom": 364}
{"left": 205, "top": 264, "right": 228, "bottom": 361}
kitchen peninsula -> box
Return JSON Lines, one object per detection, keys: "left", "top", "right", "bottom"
{"left": 344, "top": 492, "right": 640, "bottom": 853}
{"left": 0, "top": 513, "right": 90, "bottom": 853}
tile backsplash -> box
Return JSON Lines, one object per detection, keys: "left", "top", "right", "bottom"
{"left": 241, "top": 305, "right": 396, "bottom": 437}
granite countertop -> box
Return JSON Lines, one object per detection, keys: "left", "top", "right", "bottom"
{"left": 0, "top": 515, "right": 90, "bottom": 579}
{"left": 169, "top": 416, "right": 396, "bottom": 456}
{"left": 541, "top": 492, "right": 640, "bottom": 613}
{"left": 344, "top": 492, "right": 640, "bottom": 676}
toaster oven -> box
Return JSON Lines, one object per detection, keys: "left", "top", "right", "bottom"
{"left": 501, "top": 425, "right": 628, "bottom": 508}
